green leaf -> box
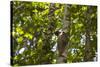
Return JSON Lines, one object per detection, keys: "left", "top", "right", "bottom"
{"left": 24, "top": 33, "right": 33, "bottom": 39}
{"left": 17, "top": 37, "right": 23, "bottom": 43}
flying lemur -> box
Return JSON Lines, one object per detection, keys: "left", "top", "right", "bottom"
{"left": 55, "top": 30, "right": 68, "bottom": 57}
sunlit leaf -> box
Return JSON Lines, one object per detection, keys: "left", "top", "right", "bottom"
{"left": 24, "top": 33, "right": 33, "bottom": 39}
{"left": 82, "top": 6, "right": 87, "bottom": 11}
{"left": 17, "top": 37, "right": 23, "bottom": 43}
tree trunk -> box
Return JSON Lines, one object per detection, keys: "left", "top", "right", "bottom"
{"left": 56, "top": 4, "right": 71, "bottom": 63}
{"left": 84, "top": 6, "right": 94, "bottom": 61}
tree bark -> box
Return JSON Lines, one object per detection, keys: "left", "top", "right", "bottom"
{"left": 84, "top": 6, "right": 94, "bottom": 61}
{"left": 56, "top": 4, "right": 71, "bottom": 63}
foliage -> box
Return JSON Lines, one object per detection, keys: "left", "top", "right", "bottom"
{"left": 11, "top": 1, "right": 97, "bottom": 66}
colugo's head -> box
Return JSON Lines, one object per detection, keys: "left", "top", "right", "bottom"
{"left": 55, "top": 30, "right": 65, "bottom": 36}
